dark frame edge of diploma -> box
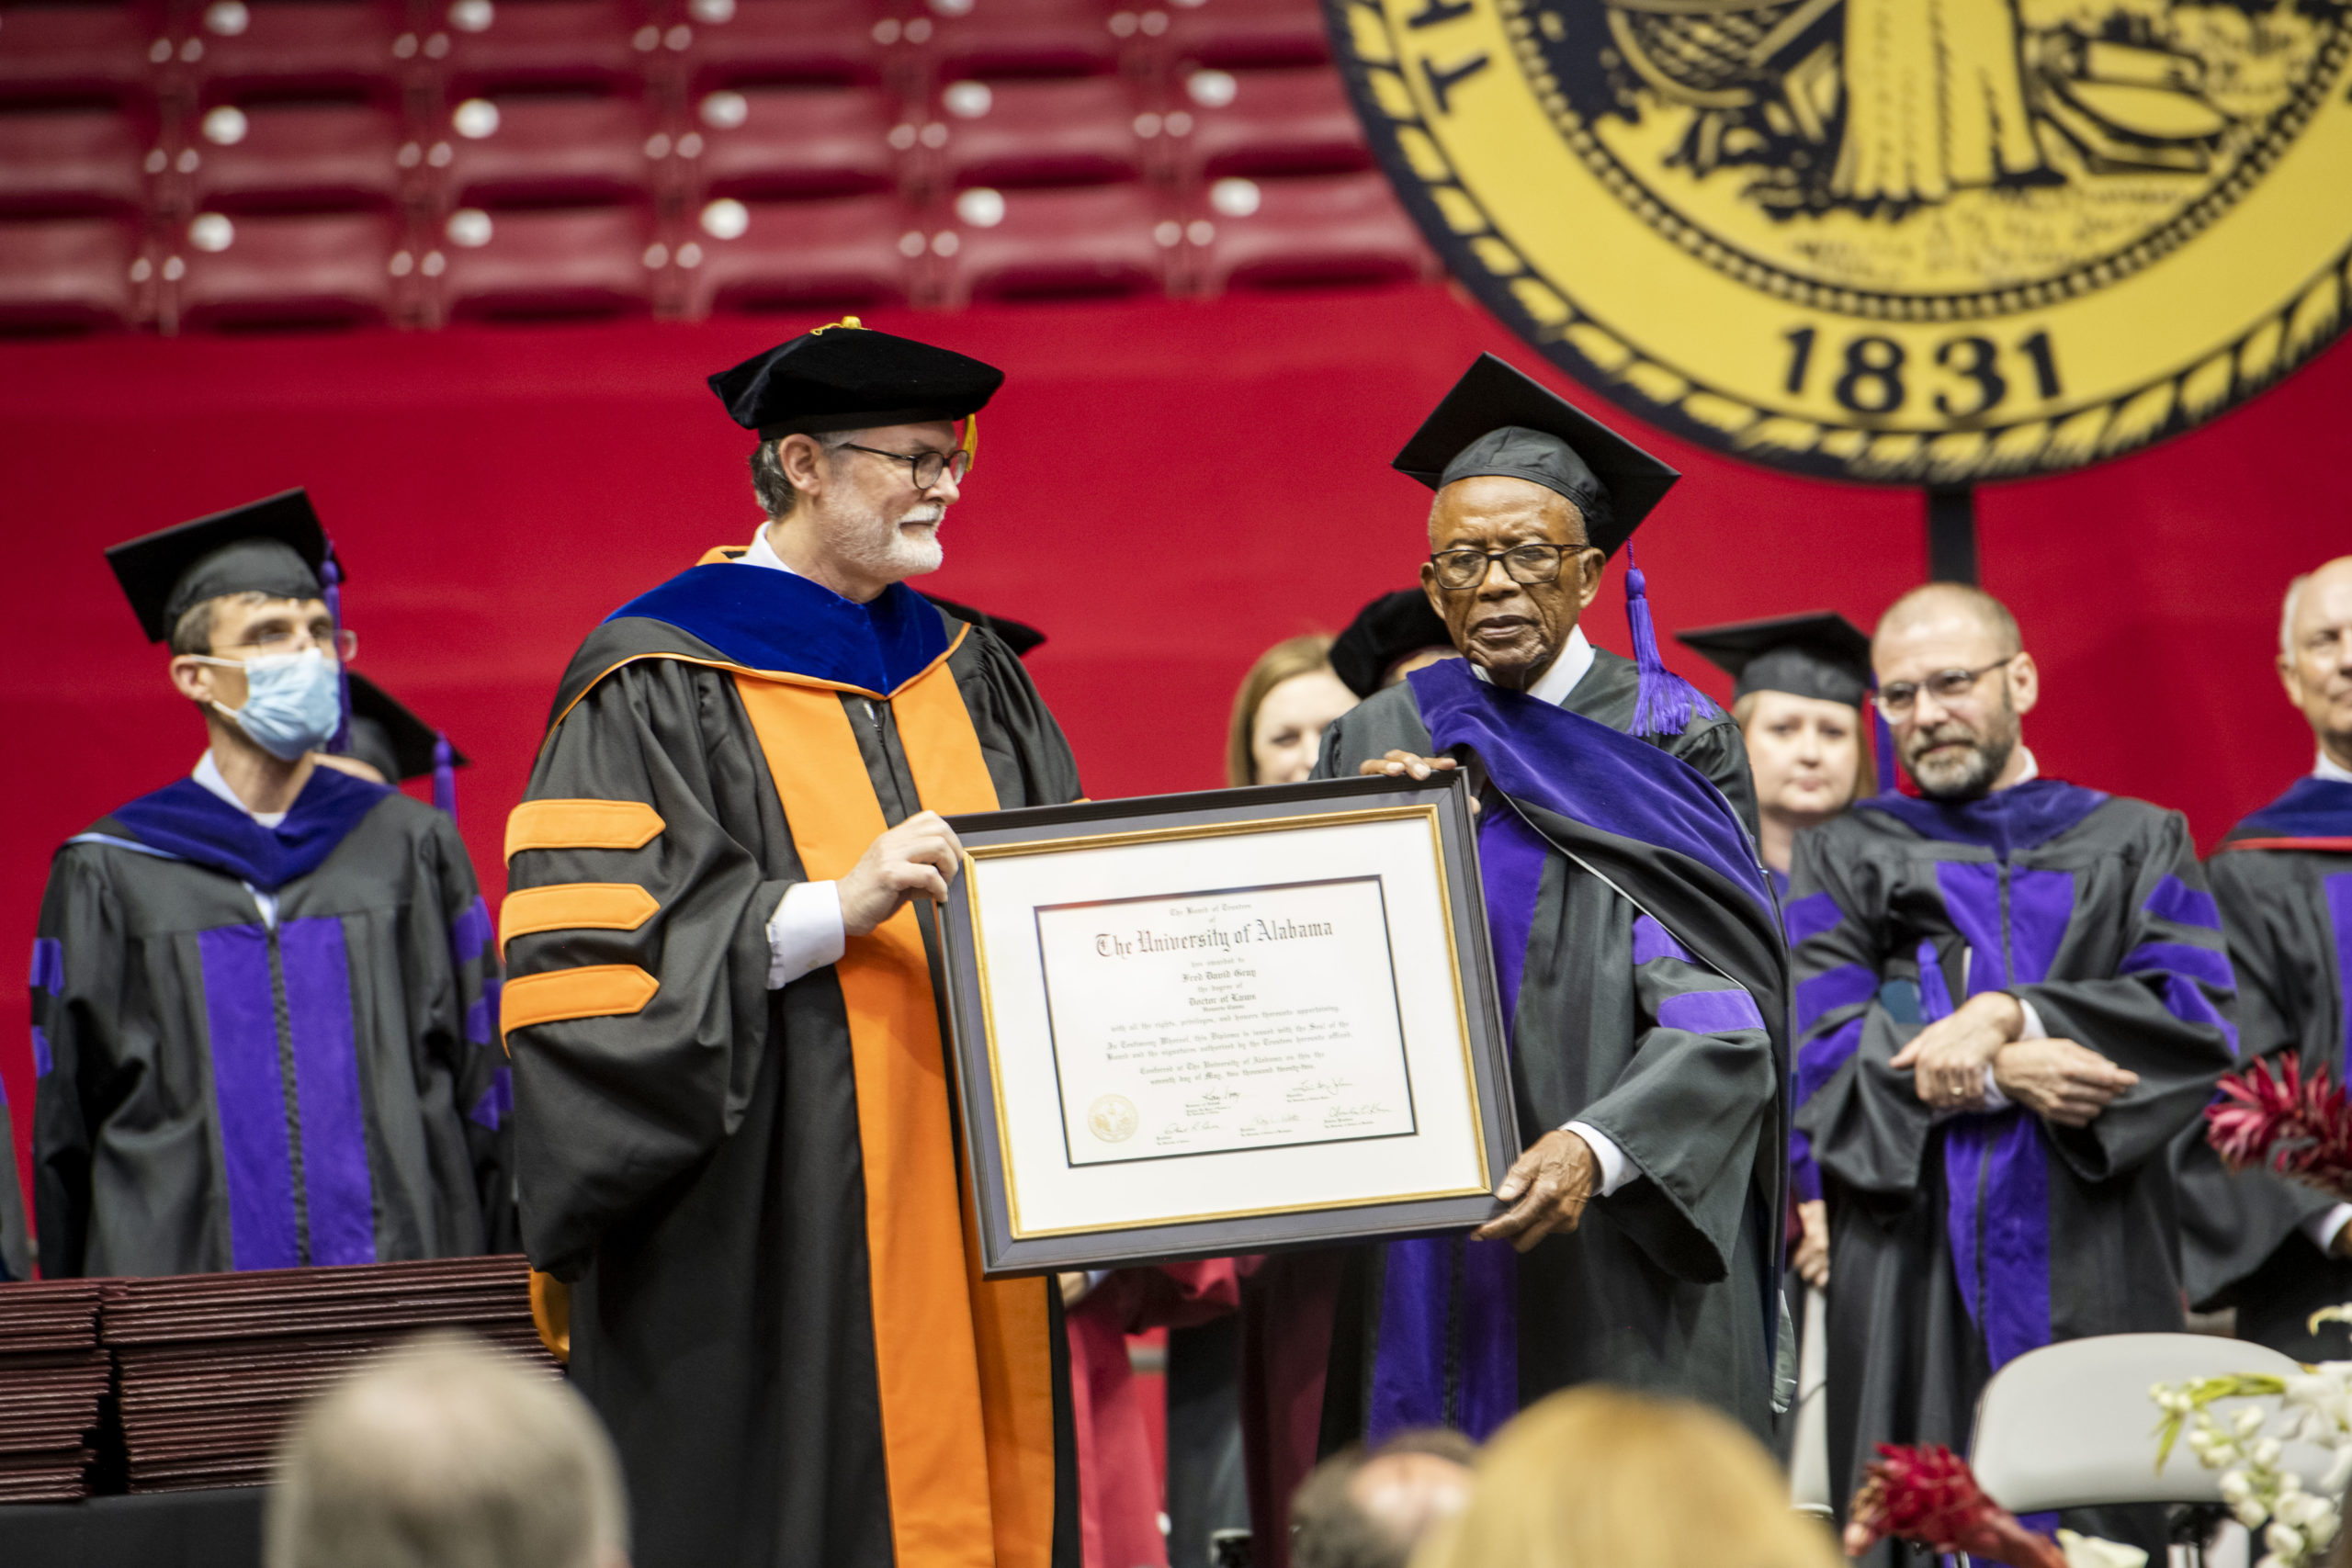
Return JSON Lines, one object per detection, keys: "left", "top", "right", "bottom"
{"left": 940, "top": 771, "right": 1518, "bottom": 1278}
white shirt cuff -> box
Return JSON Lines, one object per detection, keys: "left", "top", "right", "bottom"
{"left": 766, "top": 881, "right": 846, "bottom": 989}
{"left": 2014, "top": 995, "right": 2046, "bottom": 1042}
{"left": 1564, "top": 1121, "right": 1634, "bottom": 1196}
{"left": 2303, "top": 1204, "right": 2352, "bottom": 1256}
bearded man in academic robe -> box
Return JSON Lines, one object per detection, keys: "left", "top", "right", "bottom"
{"left": 1239, "top": 356, "right": 1790, "bottom": 1568}
{"left": 1791, "top": 583, "right": 2237, "bottom": 1567}
{"left": 2178, "top": 555, "right": 2352, "bottom": 1359}
{"left": 504, "top": 322, "right": 1084, "bottom": 1568}
{"left": 29, "top": 491, "right": 509, "bottom": 1281}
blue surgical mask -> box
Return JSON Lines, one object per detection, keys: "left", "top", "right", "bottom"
{"left": 198, "top": 647, "right": 344, "bottom": 761}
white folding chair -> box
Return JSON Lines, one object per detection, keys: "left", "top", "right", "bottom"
{"left": 1790, "top": 1285, "right": 1834, "bottom": 1517}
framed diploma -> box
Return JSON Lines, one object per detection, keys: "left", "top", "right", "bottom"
{"left": 939, "top": 772, "right": 1516, "bottom": 1276}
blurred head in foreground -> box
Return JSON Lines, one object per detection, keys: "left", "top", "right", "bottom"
{"left": 1408, "top": 1386, "right": 1838, "bottom": 1568}
{"left": 266, "top": 1332, "right": 628, "bottom": 1568}
{"left": 1292, "top": 1428, "right": 1476, "bottom": 1568}
{"left": 1228, "top": 633, "right": 1359, "bottom": 787}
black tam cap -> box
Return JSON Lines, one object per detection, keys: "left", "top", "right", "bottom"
{"left": 344, "top": 671, "right": 467, "bottom": 784}
{"left": 709, "top": 318, "right": 1005, "bottom": 440}
{"left": 1330, "top": 588, "right": 1451, "bottom": 698}
{"left": 923, "top": 595, "right": 1046, "bottom": 659}
{"left": 1677, "top": 612, "right": 1872, "bottom": 710}
{"left": 1392, "top": 354, "right": 1679, "bottom": 558}
{"left": 106, "top": 489, "right": 333, "bottom": 643}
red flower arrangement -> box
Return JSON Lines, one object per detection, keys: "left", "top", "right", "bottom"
{"left": 1843, "top": 1445, "right": 2064, "bottom": 1567}
{"left": 2207, "top": 1056, "right": 2352, "bottom": 1202}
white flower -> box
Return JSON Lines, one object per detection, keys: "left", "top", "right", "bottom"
{"left": 2057, "top": 1529, "right": 2148, "bottom": 1568}
{"left": 2255, "top": 1438, "right": 2286, "bottom": 1467}
{"left": 2240, "top": 1500, "right": 2276, "bottom": 1529}
{"left": 2241, "top": 1407, "right": 2272, "bottom": 1438}
{"left": 2222, "top": 1471, "right": 2256, "bottom": 1505}
{"left": 2266, "top": 1522, "right": 2306, "bottom": 1562}
{"left": 2324, "top": 1447, "right": 2352, "bottom": 1495}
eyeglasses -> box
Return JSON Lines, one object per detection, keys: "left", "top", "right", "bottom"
{"left": 1875, "top": 657, "right": 2012, "bottom": 720}
{"left": 838, "top": 443, "right": 970, "bottom": 491}
{"left": 1429, "top": 544, "right": 1570, "bottom": 592}
{"left": 213, "top": 627, "right": 359, "bottom": 663}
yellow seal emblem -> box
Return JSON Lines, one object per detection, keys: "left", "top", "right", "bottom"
{"left": 1332, "top": 0, "right": 2352, "bottom": 481}
{"left": 1087, "top": 1093, "right": 1140, "bottom": 1144}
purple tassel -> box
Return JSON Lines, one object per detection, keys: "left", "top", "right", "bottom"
{"left": 1623, "top": 547, "right": 1702, "bottom": 739}
{"left": 432, "top": 732, "right": 458, "bottom": 818}
{"left": 322, "top": 552, "right": 353, "bottom": 753}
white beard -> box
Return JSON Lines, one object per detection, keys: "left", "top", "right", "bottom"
{"left": 838, "top": 502, "right": 944, "bottom": 581}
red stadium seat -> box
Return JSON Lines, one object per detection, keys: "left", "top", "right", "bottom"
{"left": 1154, "top": 0, "right": 1328, "bottom": 70}
{"left": 1171, "top": 65, "right": 1367, "bottom": 181}
{"left": 681, "top": 0, "right": 887, "bottom": 89}
{"left": 437, "top": 0, "right": 649, "bottom": 92}
{"left": 687, "top": 84, "right": 895, "bottom": 201}
{"left": 0, "top": 5, "right": 161, "bottom": 105}
{"left": 179, "top": 99, "right": 405, "bottom": 211}
{"left": 678, "top": 191, "right": 918, "bottom": 314}
{"left": 0, "top": 104, "right": 154, "bottom": 215}
{"left": 426, "top": 201, "right": 660, "bottom": 319}
{"left": 178, "top": 0, "right": 406, "bottom": 100}
{"left": 930, "top": 74, "right": 1143, "bottom": 189}
{"left": 0, "top": 214, "right": 153, "bottom": 331}
{"left": 1187, "top": 170, "right": 1432, "bottom": 295}
{"left": 431, "top": 92, "right": 660, "bottom": 207}
{"left": 168, "top": 208, "right": 408, "bottom": 328}
{"left": 933, "top": 179, "right": 1167, "bottom": 304}
{"left": 924, "top": 0, "right": 1119, "bottom": 81}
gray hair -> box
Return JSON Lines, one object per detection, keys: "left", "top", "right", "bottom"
{"left": 750, "top": 429, "right": 859, "bottom": 521}
{"left": 2282, "top": 571, "right": 2312, "bottom": 660}
{"left": 266, "top": 1332, "right": 628, "bottom": 1568}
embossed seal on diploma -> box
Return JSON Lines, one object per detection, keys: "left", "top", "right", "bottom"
{"left": 1087, "top": 1094, "right": 1140, "bottom": 1145}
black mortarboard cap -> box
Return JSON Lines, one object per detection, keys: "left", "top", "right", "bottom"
{"left": 1677, "top": 612, "right": 1873, "bottom": 709}
{"left": 924, "top": 595, "right": 1046, "bottom": 659}
{"left": 1329, "top": 588, "right": 1452, "bottom": 698}
{"left": 709, "top": 319, "right": 1005, "bottom": 440}
{"left": 344, "top": 671, "right": 468, "bottom": 784}
{"left": 106, "top": 489, "right": 333, "bottom": 643}
{"left": 1391, "top": 355, "right": 1679, "bottom": 558}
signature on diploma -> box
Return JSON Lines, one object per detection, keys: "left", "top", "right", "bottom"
{"left": 1321, "top": 1101, "right": 1393, "bottom": 1127}
{"left": 1282, "top": 1077, "right": 1355, "bottom": 1103}
{"left": 1237, "top": 1112, "right": 1305, "bottom": 1138}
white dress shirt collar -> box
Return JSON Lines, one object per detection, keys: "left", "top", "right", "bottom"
{"left": 2005, "top": 747, "right": 2040, "bottom": 788}
{"left": 2317, "top": 750, "right": 2352, "bottom": 785}
{"left": 741, "top": 523, "right": 795, "bottom": 575}
{"left": 1469, "top": 625, "right": 1594, "bottom": 709}
{"left": 193, "top": 750, "right": 288, "bottom": 829}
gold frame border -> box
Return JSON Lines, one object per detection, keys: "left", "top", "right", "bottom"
{"left": 962, "top": 803, "right": 1495, "bottom": 1240}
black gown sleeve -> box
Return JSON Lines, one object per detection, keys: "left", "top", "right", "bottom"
{"left": 29, "top": 849, "right": 126, "bottom": 1279}
{"left": 956, "top": 627, "right": 1084, "bottom": 806}
{"left": 1670, "top": 712, "right": 1761, "bottom": 844}
{"left": 2017, "top": 810, "right": 2236, "bottom": 1182}
{"left": 425, "top": 811, "right": 516, "bottom": 1254}
{"left": 506, "top": 660, "right": 801, "bottom": 1280}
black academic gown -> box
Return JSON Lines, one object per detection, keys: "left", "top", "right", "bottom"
{"left": 1309, "top": 656, "right": 1786, "bottom": 1439}
{"left": 506, "top": 558, "right": 1083, "bottom": 1568}
{"left": 30, "top": 766, "right": 510, "bottom": 1279}
{"left": 1791, "top": 781, "right": 2236, "bottom": 1563}
{"left": 2177, "top": 776, "right": 2352, "bottom": 1357}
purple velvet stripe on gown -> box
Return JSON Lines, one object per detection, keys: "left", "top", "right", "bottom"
{"left": 1366, "top": 804, "right": 1546, "bottom": 1443}
{"left": 281, "top": 917, "right": 377, "bottom": 1267}
{"left": 200, "top": 923, "right": 301, "bottom": 1270}
{"left": 2329, "top": 874, "right": 2352, "bottom": 1076}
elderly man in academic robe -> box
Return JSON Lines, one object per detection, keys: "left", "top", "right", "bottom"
{"left": 503, "top": 322, "right": 1083, "bottom": 1568}
{"left": 1239, "top": 357, "right": 1788, "bottom": 1565}
{"left": 1791, "top": 584, "right": 2236, "bottom": 1566}
{"left": 2180, "top": 555, "right": 2352, "bottom": 1358}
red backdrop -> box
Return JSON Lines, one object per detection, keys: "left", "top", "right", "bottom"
{"left": 1, "top": 282, "right": 2346, "bottom": 1205}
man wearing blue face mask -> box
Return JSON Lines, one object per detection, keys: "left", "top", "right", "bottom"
{"left": 26, "top": 491, "right": 513, "bottom": 1279}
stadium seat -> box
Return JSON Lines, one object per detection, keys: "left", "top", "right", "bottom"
{"left": 432, "top": 92, "right": 660, "bottom": 207}
{"left": 178, "top": 0, "right": 407, "bottom": 101}
{"left": 179, "top": 99, "right": 406, "bottom": 211}
{"left": 1187, "top": 169, "right": 1432, "bottom": 294}
{"left": 678, "top": 191, "right": 918, "bottom": 315}
{"left": 688, "top": 84, "right": 896, "bottom": 201}
{"left": 0, "top": 5, "right": 161, "bottom": 105}
{"left": 0, "top": 104, "right": 154, "bottom": 215}
{"left": 168, "top": 208, "right": 408, "bottom": 328}
{"left": 679, "top": 0, "right": 886, "bottom": 89}
{"left": 438, "top": 0, "right": 649, "bottom": 93}
{"left": 1172, "top": 65, "right": 1368, "bottom": 181}
{"left": 0, "top": 214, "right": 152, "bottom": 331}
{"left": 1154, "top": 0, "right": 1329, "bottom": 70}
{"left": 929, "top": 74, "right": 1141, "bottom": 190}
{"left": 427, "top": 201, "right": 660, "bottom": 320}
{"left": 934, "top": 180, "right": 1167, "bottom": 304}
{"left": 924, "top": 0, "right": 1120, "bottom": 81}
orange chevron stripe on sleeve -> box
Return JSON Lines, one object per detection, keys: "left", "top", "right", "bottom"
{"left": 499, "top": 964, "right": 660, "bottom": 1037}
{"left": 504, "top": 799, "right": 665, "bottom": 862}
{"left": 499, "top": 883, "right": 661, "bottom": 949}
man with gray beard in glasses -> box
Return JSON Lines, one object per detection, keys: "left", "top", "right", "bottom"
{"left": 1787, "top": 583, "right": 2234, "bottom": 1568}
